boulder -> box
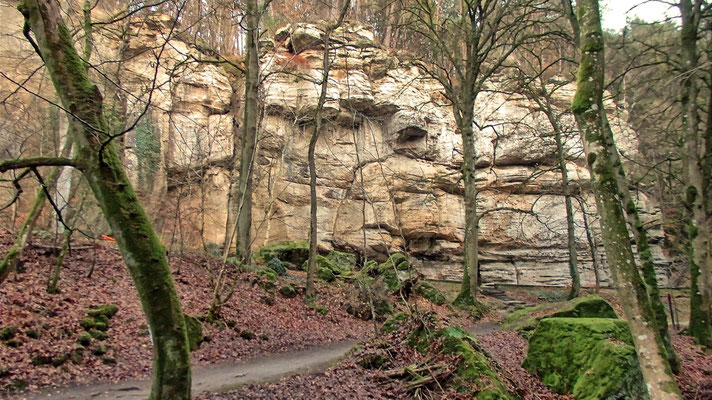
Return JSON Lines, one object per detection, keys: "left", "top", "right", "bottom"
{"left": 523, "top": 318, "right": 647, "bottom": 400}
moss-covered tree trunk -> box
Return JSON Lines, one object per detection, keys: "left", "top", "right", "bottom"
{"left": 571, "top": 1, "right": 681, "bottom": 398}
{"left": 679, "top": 0, "right": 712, "bottom": 349}
{"left": 306, "top": 4, "right": 349, "bottom": 299}
{"left": 236, "top": 0, "right": 260, "bottom": 264}
{"left": 613, "top": 166, "right": 679, "bottom": 371}
{"left": 17, "top": 1, "right": 191, "bottom": 399}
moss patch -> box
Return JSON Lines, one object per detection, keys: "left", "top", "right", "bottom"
{"left": 184, "top": 314, "right": 204, "bottom": 352}
{"left": 438, "top": 327, "right": 515, "bottom": 398}
{"left": 415, "top": 281, "right": 447, "bottom": 305}
{"left": 504, "top": 295, "right": 616, "bottom": 334}
{"left": 254, "top": 241, "right": 309, "bottom": 267}
{"left": 523, "top": 318, "right": 647, "bottom": 399}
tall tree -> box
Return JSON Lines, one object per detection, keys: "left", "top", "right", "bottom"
{"left": 305, "top": 1, "right": 351, "bottom": 299}
{"left": 400, "top": 0, "right": 541, "bottom": 304}
{"left": 235, "top": 0, "right": 269, "bottom": 264}
{"left": 570, "top": 0, "right": 682, "bottom": 397}
{"left": 679, "top": 0, "right": 712, "bottom": 348}
{"left": 10, "top": 1, "right": 192, "bottom": 398}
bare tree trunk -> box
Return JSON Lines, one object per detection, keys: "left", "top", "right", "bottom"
{"left": 0, "top": 138, "right": 73, "bottom": 284}
{"left": 17, "top": 2, "right": 191, "bottom": 398}
{"left": 306, "top": 3, "right": 350, "bottom": 299}
{"left": 236, "top": 0, "right": 260, "bottom": 264}
{"left": 580, "top": 199, "right": 601, "bottom": 292}
{"left": 455, "top": 108, "right": 480, "bottom": 305}
{"left": 571, "top": 1, "right": 681, "bottom": 397}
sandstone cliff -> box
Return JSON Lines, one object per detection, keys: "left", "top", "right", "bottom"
{"left": 106, "top": 18, "right": 671, "bottom": 287}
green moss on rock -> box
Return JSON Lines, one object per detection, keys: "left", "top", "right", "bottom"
{"left": 326, "top": 251, "right": 356, "bottom": 274}
{"left": 77, "top": 332, "right": 92, "bottom": 346}
{"left": 317, "top": 266, "right": 336, "bottom": 282}
{"left": 89, "top": 329, "right": 108, "bottom": 341}
{"left": 523, "top": 318, "right": 647, "bottom": 399}
{"left": 504, "top": 295, "right": 616, "bottom": 334}
{"left": 254, "top": 241, "right": 310, "bottom": 266}
{"left": 415, "top": 281, "right": 447, "bottom": 305}
{"left": 87, "top": 304, "right": 118, "bottom": 319}
{"left": 0, "top": 326, "right": 17, "bottom": 341}
{"left": 80, "top": 317, "right": 107, "bottom": 332}
{"left": 438, "top": 327, "right": 515, "bottom": 398}
{"left": 267, "top": 257, "right": 287, "bottom": 276}
{"left": 279, "top": 284, "right": 298, "bottom": 298}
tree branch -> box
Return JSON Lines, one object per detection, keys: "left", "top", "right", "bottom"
{"left": 0, "top": 157, "right": 77, "bottom": 173}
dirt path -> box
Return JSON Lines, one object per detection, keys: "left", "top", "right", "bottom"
{"left": 16, "top": 340, "right": 360, "bottom": 400}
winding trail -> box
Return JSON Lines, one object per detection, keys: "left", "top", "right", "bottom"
{"left": 18, "top": 340, "right": 360, "bottom": 400}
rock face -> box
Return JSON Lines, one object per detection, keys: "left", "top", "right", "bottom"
{"left": 116, "top": 19, "right": 671, "bottom": 287}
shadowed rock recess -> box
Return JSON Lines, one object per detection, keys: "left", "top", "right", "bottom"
{"left": 105, "top": 18, "right": 670, "bottom": 287}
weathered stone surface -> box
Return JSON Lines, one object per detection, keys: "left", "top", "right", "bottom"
{"left": 111, "top": 20, "right": 671, "bottom": 287}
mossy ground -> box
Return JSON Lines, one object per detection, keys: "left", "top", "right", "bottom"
{"left": 503, "top": 294, "right": 616, "bottom": 334}
{"left": 523, "top": 317, "right": 647, "bottom": 399}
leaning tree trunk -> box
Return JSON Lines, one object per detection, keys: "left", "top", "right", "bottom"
{"left": 571, "top": 1, "right": 681, "bottom": 398}
{"left": 612, "top": 163, "right": 679, "bottom": 371}
{"left": 18, "top": 2, "right": 191, "bottom": 399}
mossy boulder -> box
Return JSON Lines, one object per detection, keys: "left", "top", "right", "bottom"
{"left": 254, "top": 241, "right": 310, "bottom": 267}
{"left": 184, "top": 314, "right": 204, "bottom": 352}
{"left": 504, "top": 295, "right": 616, "bottom": 334}
{"left": 359, "top": 253, "right": 420, "bottom": 294}
{"left": 317, "top": 265, "right": 336, "bottom": 282}
{"left": 414, "top": 281, "right": 447, "bottom": 305}
{"left": 77, "top": 332, "right": 92, "bottom": 346}
{"left": 89, "top": 329, "right": 108, "bottom": 341}
{"left": 549, "top": 295, "right": 617, "bottom": 319}
{"left": 0, "top": 326, "right": 17, "bottom": 341}
{"left": 80, "top": 317, "right": 108, "bottom": 332}
{"left": 254, "top": 268, "right": 277, "bottom": 292}
{"left": 279, "top": 284, "right": 298, "bottom": 298}
{"left": 267, "top": 257, "right": 287, "bottom": 276}
{"left": 523, "top": 318, "right": 647, "bottom": 400}
{"left": 305, "top": 254, "right": 352, "bottom": 280}
{"left": 326, "top": 250, "right": 356, "bottom": 274}
{"left": 87, "top": 304, "right": 118, "bottom": 319}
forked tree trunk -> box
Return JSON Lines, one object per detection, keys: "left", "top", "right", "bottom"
{"left": 18, "top": 2, "right": 191, "bottom": 399}
{"left": 571, "top": 1, "right": 681, "bottom": 398}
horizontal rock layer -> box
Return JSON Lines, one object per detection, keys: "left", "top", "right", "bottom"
{"left": 113, "top": 19, "right": 671, "bottom": 287}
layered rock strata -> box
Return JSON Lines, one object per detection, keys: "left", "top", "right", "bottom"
{"left": 111, "top": 19, "right": 670, "bottom": 287}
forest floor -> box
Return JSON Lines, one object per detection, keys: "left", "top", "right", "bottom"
{"left": 1, "top": 230, "right": 711, "bottom": 399}
{"left": 0, "top": 230, "right": 375, "bottom": 396}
